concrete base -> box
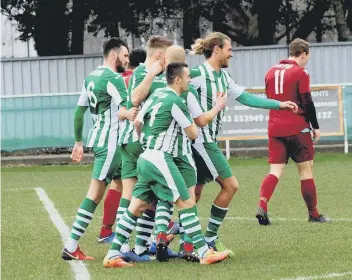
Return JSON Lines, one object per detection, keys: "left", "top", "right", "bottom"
{"left": 1, "top": 144, "right": 350, "bottom": 167}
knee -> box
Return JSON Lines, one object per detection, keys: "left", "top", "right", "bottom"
{"left": 299, "top": 171, "right": 313, "bottom": 181}
{"left": 129, "top": 200, "right": 149, "bottom": 217}
{"left": 176, "top": 197, "right": 196, "bottom": 210}
{"left": 223, "top": 177, "right": 239, "bottom": 196}
{"left": 231, "top": 179, "right": 239, "bottom": 195}
{"left": 110, "top": 180, "right": 123, "bottom": 192}
{"left": 135, "top": 203, "right": 150, "bottom": 216}
{"left": 87, "top": 179, "right": 106, "bottom": 204}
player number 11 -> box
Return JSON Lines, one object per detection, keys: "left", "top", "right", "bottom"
{"left": 274, "top": 69, "right": 285, "bottom": 94}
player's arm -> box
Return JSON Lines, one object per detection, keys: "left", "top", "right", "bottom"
{"left": 72, "top": 83, "right": 89, "bottom": 162}
{"left": 118, "top": 107, "right": 139, "bottom": 121}
{"left": 189, "top": 68, "right": 227, "bottom": 127}
{"left": 134, "top": 119, "right": 143, "bottom": 139}
{"left": 131, "top": 61, "right": 162, "bottom": 107}
{"left": 172, "top": 98, "right": 198, "bottom": 140}
{"left": 299, "top": 70, "right": 320, "bottom": 142}
{"left": 74, "top": 106, "right": 88, "bottom": 142}
{"left": 187, "top": 86, "right": 227, "bottom": 127}
{"left": 226, "top": 75, "right": 297, "bottom": 111}
{"left": 301, "top": 93, "right": 319, "bottom": 128}
{"left": 134, "top": 98, "right": 153, "bottom": 138}
{"left": 108, "top": 74, "right": 139, "bottom": 121}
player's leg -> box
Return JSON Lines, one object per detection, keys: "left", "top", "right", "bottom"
{"left": 140, "top": 150, "right": 230, "bottom": 265}
{"left": 104, "top": 157, "right": 156, "bottom": 268}
{"left": 104, "top": 195, "right": 151, "bottom": 268}
{"left": 256, "top": 137, "right": 287, "bottom": 225}
{"left": 115, "top": 142, "right": 145, "bottom": 255}
{"left": 134, "top": 201, "right": 156, "bottom": 255}
{"left": 176, "top": 197, "right": 230, "bottom": 265}
{"left": 173, "top": 182, "right": 231, "bottom": 265}
{"left": 119, "top": 143, "right": 160, "bottom": 260}
{"left": 116, "top": 143, "right": 140, "bottom": 224}
{"left": 150, "top": 156, "right": 190, "bottom": 262}
{"left": 291, "top": 133, "right": 331, "bottom": 223}
{"left": 98, "top": 164, "right": 123, "bottom": 243}
{"left": 128, "top": 150, "right": 189, "bottom": 262}
{"left": 63, "top": 146, "right": 120, "bottom": 260}
{"left": 192, "top": 142, "right": 236, "bottom": 256}
{"left": 174, "top": 154, "right": 199, "bottom": 261}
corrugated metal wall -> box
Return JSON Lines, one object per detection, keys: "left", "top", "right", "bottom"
{"left": 1, "top": 42, "right": 351, "bottom": 96}
{"left": 1, "top": 55, "right": 102, "bottom": 96}
{"left": 1, "top": 94, "right": 92, "bottom": 151}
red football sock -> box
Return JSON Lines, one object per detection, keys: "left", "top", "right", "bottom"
{"left": 258, "top": 174, "right": 279, "bottom": 212}
{"left": 156, "top": 232, "right": 168, "bottom": 244}
{"left": 183, "top": 242, "right": 193, "bottom": 253}
{"left": 301, "top": 178, "right": 319, "bottom": 218}
{"left": 99, "top": 189, "right": 122, "bottom": 237}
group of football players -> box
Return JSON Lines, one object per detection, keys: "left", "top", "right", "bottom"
{"left": 61, "top": 31, "right": 330, "bottom": 268}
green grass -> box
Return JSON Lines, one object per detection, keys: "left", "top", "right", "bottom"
{"left": 2, "top": 153, "right": 352, "bottom": 280}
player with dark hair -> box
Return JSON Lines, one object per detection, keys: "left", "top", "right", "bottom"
{"left": 98, "top": 47, "right": 146, "bottom": 243}
{"left": 122, "top": 48, "right": 147, "bottom": 87}
{"left": 256, "top": 38, "right": 331, "bottom": 225}
{"left": 61, "top": 37, "right": 130, "bottom": 260}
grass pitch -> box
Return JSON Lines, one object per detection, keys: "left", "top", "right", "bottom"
{"left": 2, "top": 153, "right": 352, "bottom": 280}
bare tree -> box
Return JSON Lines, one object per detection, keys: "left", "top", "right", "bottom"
{"left": 333, "top": 0, "right": 352, "bottom": 41}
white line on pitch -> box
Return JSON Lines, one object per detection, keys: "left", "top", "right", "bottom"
{"left": 280, "top": 271, "right": 352, "bottom": 280}
{"left": 61, "top": 215, "right": 352, "bottom": 222}
{"left": 35, "top": 187, "right": 90, "bottom": 280}
{"left": 3, "top": 187, "right": 35, "bottom": 191}
{"left": 200, "top": 216, "right": 352, "bottom": 222}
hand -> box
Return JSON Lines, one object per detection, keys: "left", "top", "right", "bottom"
{"left": 148, "top": 60, "right": 163, "bottom": 77}
{"left": 127, "top": 107, "right": 139, "bottom": 121}
{"left": 71, "top": 142, "right": 83, "bottom": 162}
{"left": 215, "top": 92, "right": 227, "bottom": 110}
{"left": 312, "top": 129, "right": 320, "bottom": 144}
{"left": 279, "top": 101, "right": 298, "bottom": 113}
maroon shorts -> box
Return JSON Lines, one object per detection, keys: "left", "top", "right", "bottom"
{"left": 268, "top": 133, "right": 314, "bottom": 164}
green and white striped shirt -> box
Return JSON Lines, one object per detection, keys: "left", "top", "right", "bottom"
{"left": 137, "top": 87, "right": 194, "bottom": 156}
{"left": 78, "top": 66, "right": 127, "bottom": 148}
{"left": 190, "top": 61, "right": 245, "bottom": 143}
{"left": 119, "top": 63, "right": 147, "bottom": 145}
{"left": 149, "top": 73, "right": 203, "bottom": 156}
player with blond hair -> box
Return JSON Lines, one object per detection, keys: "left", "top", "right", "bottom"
{"left": 116, "top": 35, "right": 173, "bottom": 261}
{"left": 190, "top": 32, "right": 298, "bottom": 256}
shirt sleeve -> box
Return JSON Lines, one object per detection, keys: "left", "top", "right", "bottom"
{"left": 131, "top": 68, "right": 147, "bottom": 91}
{"left": 299, "top": 69, "right": 310, "bottom": 94}
{"left": 189, "top": 68, "right": 204, "bottom": 90}
{"left": 136, "top": 98, "right": 153, "bottom": 124}
{"left": 107, "top": 74, "right": 128, "bottom": 107}
{"left": 171, "top": 98, "right": 193, "bottom": 129}
{"left": 224, "top": 71, "right": 245, "bottom": 100}
{"left": 77, "top": 81, "right": 89, "bottom": 107}
{"left": 187, "top": 86, "right": 204, "bottom": 118}
{"left": 74, "top": 105, "right": 88, "bottom": 141}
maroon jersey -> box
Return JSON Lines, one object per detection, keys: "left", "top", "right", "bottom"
{"left": 265, "top": 60, "right": 310, "bottom": 137}
{"left": 122, "top": 70, "right": 133, "bottom": 88}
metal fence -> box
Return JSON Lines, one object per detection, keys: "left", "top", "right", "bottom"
{"left": 1, "top": 42, "right": 352, "bottom": 96}
{"left": 1, "top": 85, "right": 352, "bottom": 152}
